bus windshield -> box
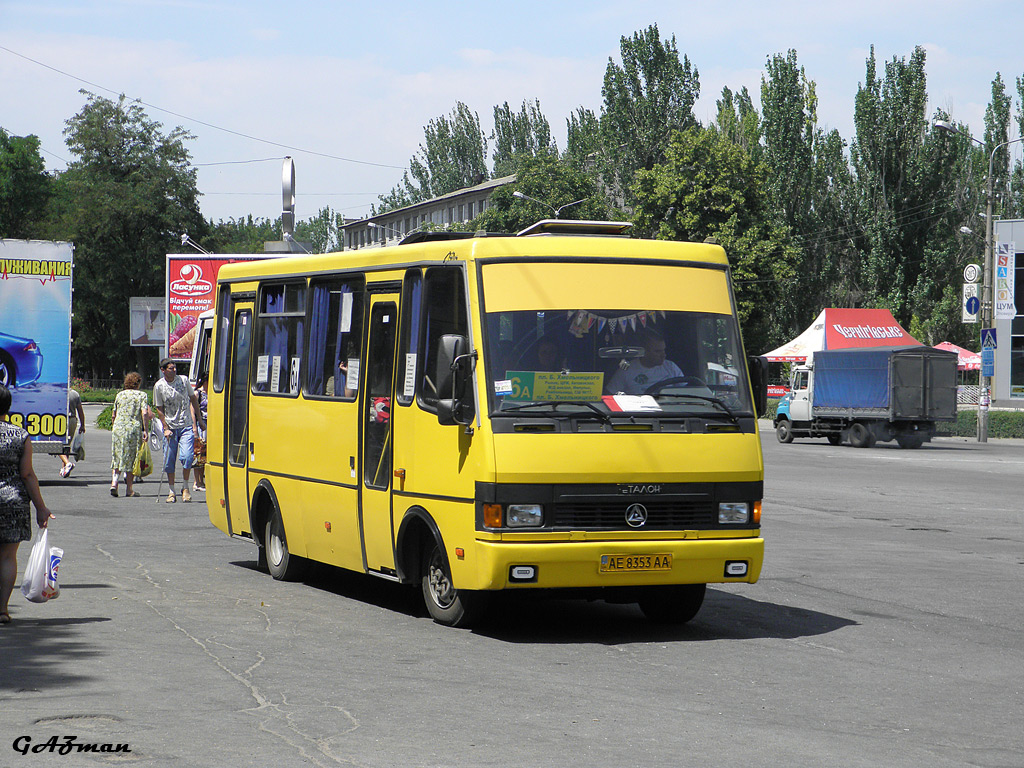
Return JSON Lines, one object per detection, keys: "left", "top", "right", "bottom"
{"left": 481, "top": 262, "right": 752, "bottom": 419}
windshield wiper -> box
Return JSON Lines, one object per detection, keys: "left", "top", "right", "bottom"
{"left": 498, "top": 400, "right": 611, "bottom": 424}
{"left": 651, "top": 393, "right": 740, "bottom": 422}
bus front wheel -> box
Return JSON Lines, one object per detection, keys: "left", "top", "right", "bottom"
{"left": 421, "top": 541, "right": 485, "bottom": 627}
{"left": 638, "top": 584, "right": 706, "bottom": 624}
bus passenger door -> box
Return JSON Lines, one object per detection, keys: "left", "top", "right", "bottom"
{"left": 225, "top": 305, "right": 254, "bottom": 536}
{"left": 361, "top": 296, "right": 398, "bottom": 573}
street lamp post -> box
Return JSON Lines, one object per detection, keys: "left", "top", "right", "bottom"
{"left": 512, "top": 190, "right": 587, "bottom": 218}
{"left": 934, "top": 120, "right": 1024, "bottom": 442}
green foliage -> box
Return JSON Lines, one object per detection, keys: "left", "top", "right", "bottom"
{"left": 50, "top": 91, "right": 204, "bottom": 378}
{"left": 472, "top": 153, "right": 608, "bottom": 234}
{"left": 491, "top": 99, "right": 556, "bottom": 177}
{"left": 407, "top": 101, "right": 488, "bottom": 202}
{"left": 599, "top": 24, "right": 700, "bottom": 203}
{"left": 934, "top": 410, "right": 1024, "bottom": 439}
{"left": 0, "top": 129, "right": 53, "bottom": 238}
{"left": 631, "top": 127, "right": 800, "bottom": 354}
{"left": 564, "top": 107, "right": 601, "bottom": 171}
{"left": 206, "top": 215, "right": 280, "bottom": 253}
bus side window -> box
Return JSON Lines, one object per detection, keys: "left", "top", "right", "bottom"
{"left": 396, "top": 270, "right": 422, "bottom": 406}
{"left": 307, "top": 277, "right": 364, "bottom": 399}
{"left": 419, "top": 267, "right": 468, "bottom": 411}
{"left": 254, "top": 282, "right": 306, "bottom": 395}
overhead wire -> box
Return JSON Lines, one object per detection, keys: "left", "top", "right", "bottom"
{"left": 0, "top": 44, "right": 406, "bottom": 171}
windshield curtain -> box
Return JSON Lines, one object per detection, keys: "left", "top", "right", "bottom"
{"left": 483, "top": 307, "right": 753, "bottom": 417}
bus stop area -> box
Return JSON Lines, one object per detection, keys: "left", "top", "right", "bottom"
{"left": 1, "top": 403, "right": 1022, "bottom": 767}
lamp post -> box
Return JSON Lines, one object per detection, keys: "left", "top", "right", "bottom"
{"left": 512, "top": 190, "right": 587, "bottom": 218}
{"left": 180, "top": 233, "right": 211, "bottom": 255}
{"left": 934, "top": 120, "right": 1024, "bottom": 442}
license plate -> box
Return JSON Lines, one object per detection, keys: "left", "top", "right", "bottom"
{"left": 599, "top": 553, "right": 672, "bottom": 573}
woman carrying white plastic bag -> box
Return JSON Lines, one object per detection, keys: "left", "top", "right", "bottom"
{"left": 21, "top": 528, "right": 62, "bottom": 603}
{"left": 0, "top": 384, "right": 55, "bottom": 624}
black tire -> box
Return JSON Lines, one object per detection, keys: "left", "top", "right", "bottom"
{"left": 421, "top": 540, "right": 485, "bottom": 627}
{"left": 638, "top": 584, "right": 706, "bottom": 624}
{"left": 776, "top": 420, "right": 794, "bottom": 444}
{"left": 826, "top": 434, "right": 843, "bottom": 446}
{"left": 849, "top": 422, "right": 874, "bottom": 448}
{"left": 896, "top": 434, "right": 923, "bottom": 449}
{"left": 0, "top": 353, "right": 14, "bottom": 388}
{"left": 265, "top": 509, "right": 304, "bottom": 581}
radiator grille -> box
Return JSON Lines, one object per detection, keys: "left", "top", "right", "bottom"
{"left": 551, "top": 499, "right": 716, "bottom": 529}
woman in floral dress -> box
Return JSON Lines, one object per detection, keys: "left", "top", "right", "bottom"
{"left": 110, "top": 372, "right": 149, "bottom": 497}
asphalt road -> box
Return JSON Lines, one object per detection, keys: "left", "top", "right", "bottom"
{"left": 1, "top": 407, "right": 1022, "bottom": 767}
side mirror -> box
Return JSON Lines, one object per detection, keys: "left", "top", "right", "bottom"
{"left": 435, "top": 334, "right": 475, "bottom": 426}
{"left": 747, "top": 355, "right": 768, "bottom": 417}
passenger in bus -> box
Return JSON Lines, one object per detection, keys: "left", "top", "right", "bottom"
{"left": 606, "top": 329, "right": 684, "bottom": 395}
{"left": 533, "top": 336, "right": 566, "bottom": 372}
{"left": 325, "top": 358, "right": 357, "bottom": 398}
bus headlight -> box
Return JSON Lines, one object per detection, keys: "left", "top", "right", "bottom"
{"left": 507, "top": 504, "right": 544, "bottom": 528}
{"left": 718, "top": 502, "right": 750, "bottom": 524}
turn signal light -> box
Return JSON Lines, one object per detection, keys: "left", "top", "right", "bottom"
{"left": 483, "top": 503, "right": 502, "bottom": 528}
{"left": 753, "top": 501, "right": 762, "bottom": 525}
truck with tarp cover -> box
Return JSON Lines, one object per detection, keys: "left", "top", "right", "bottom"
{"left": 774, "top": 345, "right": 958, "bottom": 448}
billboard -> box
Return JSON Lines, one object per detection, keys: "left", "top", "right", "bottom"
{"left": 166, "top": 253, "right": 283, "bottom": 362}
{"left": 130, "top": 296, "right": 166, "bottom": 346}
{"left": 0, "top": 239, "right": 74, "bottom": 447}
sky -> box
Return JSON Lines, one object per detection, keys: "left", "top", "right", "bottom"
{"left": 2, "top": 0, "right": 1023, "bottom": 230}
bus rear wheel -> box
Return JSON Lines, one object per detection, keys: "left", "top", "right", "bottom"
{"left": 421, "top": 541, "right": 485, "bottom": 627}
{"left": 638, "top": 584, "right": 706, "bottom": 624}
{"left": 265, "top": 509, "right": 304, "bottom": 581}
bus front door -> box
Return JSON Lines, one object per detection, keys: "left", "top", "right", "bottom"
{"left": 224, "top": 305, "right": 254, "bottom": 536}
{"left": 360, "top": 296, "right": 398, "bottom": 573}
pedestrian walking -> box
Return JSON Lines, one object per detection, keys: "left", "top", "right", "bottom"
{"left": 58, "top": 387, "right": 86, "bottom": 477}
{"left": 110, "top": 372, "right": 150, "bottom": 498}
{"left": 152, "top": 359, "right": 202, "bottom": 503}
{"left": 0, "top": 383, "right": 54, "bottom": 624}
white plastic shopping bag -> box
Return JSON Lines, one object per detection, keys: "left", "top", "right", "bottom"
{"left": 20, "top": 528, "right": 63, "bottom": 603}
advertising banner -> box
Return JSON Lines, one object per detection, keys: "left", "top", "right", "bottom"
{"left": 130, "top": 297, "right": 165, "bottom": 346}
{"left": 166, "top": 253, "right": 281, "bottom": 362}
{"left": 0, "top": 239, "right": 74, "bottom": 446}
{"left": 994, "top": 242, "right": 1017, "bottom": 320}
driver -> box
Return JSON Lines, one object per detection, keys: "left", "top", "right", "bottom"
{"left": 607, "top": 329, "right": 684, "bottom": 395}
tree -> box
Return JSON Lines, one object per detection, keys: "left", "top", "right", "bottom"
{"left": 206, "top": 215, "right": 280, "bottom": 253}
{"left": 472, "top": 153, "right": 608, "bottom": 234}
{"left": 712, "top": 86, "right": 761, "bottom": 163}
{"left": 599, "top": 24, "right": 700, "bottom": 204}
{"left": 405, "top": 102, "right": 488, "bottom": 204}
{"left": 564, "top": 107, "right": 601, "bottom": 171}
{"left": 631, "top": 127, "right": 800, "bottom": 354}
{"left": 53, "top": 91, "right": 204, "bottom": 378}
{"left": 491, "top": 99, "right": 555, "bottom": 177}
{"left": 850, "top": 46, "right": 962, "bottom": 328}
{"left": 0, "top": 129, "right": 53, "bottom": 239}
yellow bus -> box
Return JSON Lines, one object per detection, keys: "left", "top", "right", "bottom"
{"left": 205, "top": 220, "right": 767, "bottom": 627}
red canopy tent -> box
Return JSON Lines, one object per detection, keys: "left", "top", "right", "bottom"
{"left": 934, "top": 341, "right": 981, "bottom": 371}
{"left": 763, "top": 308, "right": 922, "bottom": 362}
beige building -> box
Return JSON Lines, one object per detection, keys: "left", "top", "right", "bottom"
{"left": 342, "top": 175, "right": 515, "bottom": 250}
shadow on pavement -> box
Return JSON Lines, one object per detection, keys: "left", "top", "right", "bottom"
{"left": 0, "top": 616, "right": 111, "bottom": 693}
{"left": 230, "top": 558, "right": 855, "bottom": 644}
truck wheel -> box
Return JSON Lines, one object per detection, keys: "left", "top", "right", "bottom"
{"left": 896, "top": 435, "right": 923, "bottom": 449}
{"left": 776, "top": 420, "right": 794, "bottom": 444}
{"left": 826, "top": 434, "right": 843, "bottom": 446}
{"left": 849, "top": 422, "right": 874, "bottom": 448}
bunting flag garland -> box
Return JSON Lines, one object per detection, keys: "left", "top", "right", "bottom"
{"left": 560, "top": 310, "right": 663, "bottom": 337}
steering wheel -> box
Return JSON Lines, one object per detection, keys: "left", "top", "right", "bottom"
{"left": 644, "top": 376, "right": 707, "bottom": 395}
